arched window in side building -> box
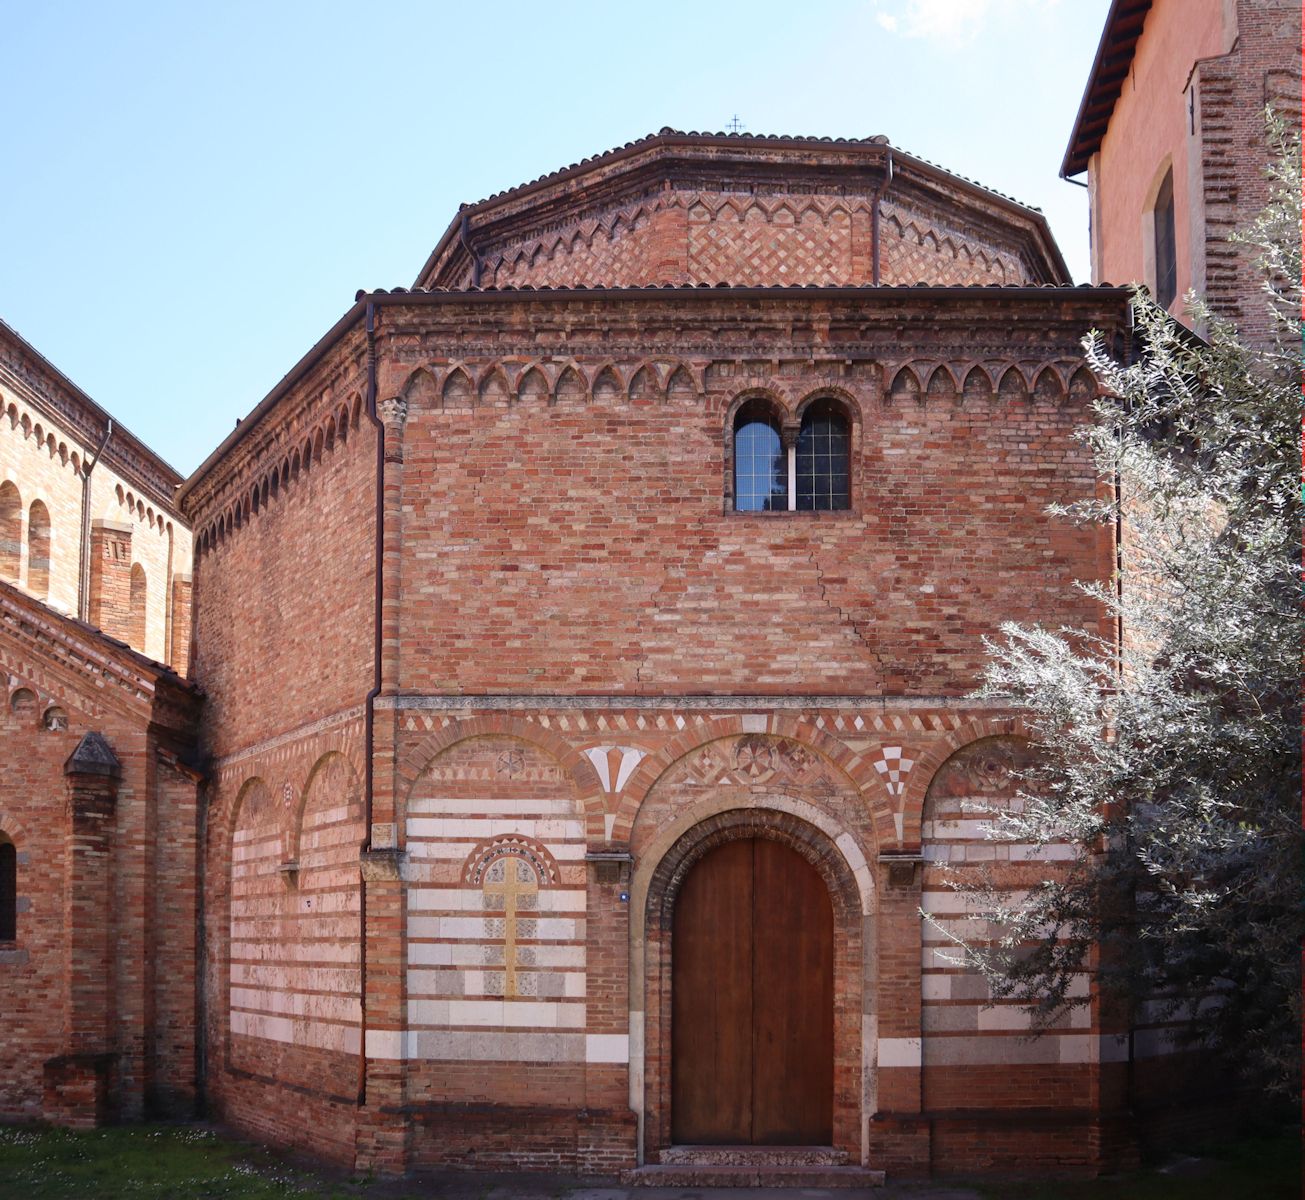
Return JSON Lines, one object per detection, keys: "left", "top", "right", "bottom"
{"left": 795, "top": 399, "right": 851, "bottom": 511}
{"left": 27, "top": 500, "right": 50, "bottom": 599}
{"left": 1153, "top": 167, "right": 1177, "bottom": 310}
{"left": 0, "top": 838, "right": 16, "bottom": 941}
{"left": 0, "top": 482, "right": 20, "bottom": 582}
{"left": 128, "top": 563, "right": 148, "bottom": 652}
{"left": 733, "top": 399, "right": 787, "bottom": 512}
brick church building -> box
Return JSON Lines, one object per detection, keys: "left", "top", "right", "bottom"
{"left": 173, "top": 130, "right": 1138, "bottom": 1180}
{"left": 4, "top": 0, "right": 1298, "bottom": 1179}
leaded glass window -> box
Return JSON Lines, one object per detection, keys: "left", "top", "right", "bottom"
{"left": 733, "top": 402, "right": 787, "bottom": 512}
{"left": 796, "top": 400, "right": 850, "bottom": 511}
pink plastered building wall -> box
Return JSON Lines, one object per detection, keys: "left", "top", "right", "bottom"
{"left": 1087, "top": 0, "right": 1232, "bottom": 309}
{"left": 1077, "top": 0, "right": 1300, "bottom": 343}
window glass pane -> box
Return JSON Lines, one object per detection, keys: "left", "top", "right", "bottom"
{"left": 796, "top": 400, "right": 850, "bottom": 511}
{"left": 733, "top": 405, "right": 786, "bottom": 511}
{"left": 0, "top": 842, "right": 14, "bottom": 941}
{"left": 1155, "top": 169, "right": 1177, "bottom": 309}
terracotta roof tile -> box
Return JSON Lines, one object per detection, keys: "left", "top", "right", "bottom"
{"left": 461, "top": 128, "right": 1044, "bottom": 215}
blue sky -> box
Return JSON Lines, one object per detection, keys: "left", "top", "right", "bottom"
{"left": 4, "top": 0, "right": 1111, "bottom": 475}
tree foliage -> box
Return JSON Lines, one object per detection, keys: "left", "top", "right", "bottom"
{"left": 940, "top": 121, "right": 1303, "bottom": 1094}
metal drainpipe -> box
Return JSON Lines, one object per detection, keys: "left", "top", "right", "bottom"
{"left": 163, "top": 520, "right": 175, "bottom": 664}
{"left": 358, "top": 299, "right": 380, "bottom": 1106}
{"left": 78, "top": 421, "right": 113, "bottom": 621}
{"left": 195, "top": 767, "right": 208, "bottom": 1116}
{"left": 1115, "top": 303, "right": 1136, "bottom": 670}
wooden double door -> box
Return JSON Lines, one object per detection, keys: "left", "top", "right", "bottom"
{"left": 671, "top": 837, "right": 834, "bottom": 1145}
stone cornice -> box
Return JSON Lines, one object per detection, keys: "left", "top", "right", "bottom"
{"left": 375, "top": 694, "right": 997, "bottom": 711}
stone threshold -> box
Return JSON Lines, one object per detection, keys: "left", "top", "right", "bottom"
{"left": 623, "top": 1145, "right": 885, "bottom": 1188}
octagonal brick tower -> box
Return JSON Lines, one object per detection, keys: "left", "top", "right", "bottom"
{"left": 416, "top": 128, "right": 1069, "bottom": 291}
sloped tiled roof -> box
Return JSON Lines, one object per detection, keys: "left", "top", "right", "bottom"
{"left": 1062, "top": 0, "right": 1153, "bottom": 177}
{"left": 460, "top": 127, "right": 1046, "bottom": 216}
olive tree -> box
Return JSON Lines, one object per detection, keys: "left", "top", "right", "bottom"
{"left": 940, "top": 122, "right": 1302, "bottom": 1094}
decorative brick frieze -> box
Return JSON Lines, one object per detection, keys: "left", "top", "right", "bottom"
{"left": 0, "top": 322, "right": 185, "bottom": 521}
{"left": 415, "top": 131, "right": 1067, "bottom": 290}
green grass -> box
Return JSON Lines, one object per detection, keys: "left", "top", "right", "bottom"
{"left": 0, "top": 1121, "right": 1298, "bottom": 1199}
{"left": 0, "top": 1123, "right": 372, "bottom": 1199}
{"left": 975, "top": 1132, "right": 1301, "bottom": 1200}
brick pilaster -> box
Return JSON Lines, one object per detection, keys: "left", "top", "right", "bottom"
{"left": 44, "top": 732, "right": 121, "bottom": 1128}
{"left": 169, "top": 573, "right": 192, "bottom": 676}
{"left": 372, "top": 395, "right": 407, "bottom": 835}
{"left": 87, "top": 520, "right": 133, "bottom": 643}
{"left": 867, "top": 863, "right": 930, "bottom": 1175}
{"left": 356, "top": 395, "right": 409, "bottom": 1176}
{"left": 582, "top": 854, "right": 638, "bottom": 1159}
{"left": 356, "top": 848, "right": 408, "bottom": 1175}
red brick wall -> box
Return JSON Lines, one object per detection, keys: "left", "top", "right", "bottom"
{"left": 148, "top": 760, "right": 200, "bottom": 1113}
{"left": 1088, "top": 0, "right": 1300, "bottom": 337}
{"left": 189, "top": 402, "right": 375, "bottom": 759}
{"left": 0, "top": 692, "right": 72, "bottom": 1120}
{"left": 0, "top": 595, "right": 200, "bottom": 1124}
{"left": 186, "top": 358, "right": 375, "bottom": 1160}
{"left": 201, "top": 718, "right": 367, "bottom": 1168}
{"left": 382, "top": 295, "right": 1115, "bottom": 698}
{"left": 1193, "top": 0, "right": 1300, "bottom": 344}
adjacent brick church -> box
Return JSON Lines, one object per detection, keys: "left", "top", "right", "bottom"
{"left": 174, "top": 130, "right": 1138, "bottom": 1179}
{"left": 0, "top": 321, "right": 199, "bottom": 1127}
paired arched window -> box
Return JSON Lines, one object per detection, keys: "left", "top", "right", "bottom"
{"left": 795, "top": 398, "right": 852, "bottom": 511}
{"left": 732, "top": 397, "right": 851, "bottom": 512}
{"left": 0, "top": 838, "right": 15, "bottom": 942}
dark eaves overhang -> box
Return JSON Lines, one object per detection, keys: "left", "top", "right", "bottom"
{"left": 1061, "top": 0, "right": 1153, "bottom": 179}
{"left": 177, "top": 282, "right": 1129, "bottom": 506}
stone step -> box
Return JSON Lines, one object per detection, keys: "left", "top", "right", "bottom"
{"left": 623, "top": 1164, "right": 886, "bottom": 1188}
{"left": 658, "top": 1144, "right": 849, "bottom": 1167}
{"left": 624, "top": 1149, "right": 885, "bottom": 1189}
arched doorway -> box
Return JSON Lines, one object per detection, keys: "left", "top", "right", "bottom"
{"left": 671, "top": 837, "right": 834, "bottom": 1145}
